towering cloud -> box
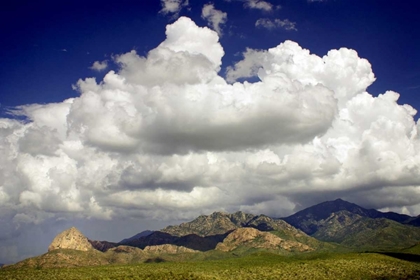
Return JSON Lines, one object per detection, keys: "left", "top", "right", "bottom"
{"left": 1, "top": 16, "right": 420, "bottom": 262}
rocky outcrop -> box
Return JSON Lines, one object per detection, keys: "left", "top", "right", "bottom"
{"left": 143, "top": 244, "right": 198, "bottom": 254}
{"left": 216, "top": 228, "right": 313, "bottom": 253}
{"left": 48, "top": 227, "right": 93, "bottom": 252}
{"left": 162, "top": 211, "right": 255, "bottom": 236}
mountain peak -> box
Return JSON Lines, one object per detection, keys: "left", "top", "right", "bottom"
{"left": 282, "top": 199, "right": 373, "bottom": 234}
{"left": 283, "top": 198, "right": 414, "bottom": 235}
{"left": 48, "top": 227, "right": 93, "bottom": 252}
{"left": 161, "top": 211, "right": 256, "bottom": 237}
{"left": 209, "top": 211, "right": 229, "bottom": 217}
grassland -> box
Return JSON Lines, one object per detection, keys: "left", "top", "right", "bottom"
{"left": 2, "top": 251, "right": 420, "bottom": 279}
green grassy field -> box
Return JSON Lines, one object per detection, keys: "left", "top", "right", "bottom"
{"left": 2, "top": 252, "right": 420, "bottom": 280}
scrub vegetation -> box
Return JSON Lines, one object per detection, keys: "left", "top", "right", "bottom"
{"left": 2, "top": 251, "right": 420, "bottom": 280}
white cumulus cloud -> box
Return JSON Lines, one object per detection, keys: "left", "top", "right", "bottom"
{"left": 2, "top": 16, "right": 420, "bottom": 263}
{"left": 201, "top": 4, "right": 227, "bottom": 36}
{"left": 89, "top": 60, "right": 108, "bottom": 71}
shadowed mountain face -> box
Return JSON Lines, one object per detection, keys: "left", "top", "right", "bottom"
{"left": 283, "top": 198, "right": 414, "bottom": 235}
{"left": 120, "top": 232, "right": 177, "bottom": 248}
{"left": 119, "top": 231, "right": 230, "bottom": 251}
{"left": 119, "top": 230, "right": 154, "bottom": 244}
{"left": 408, "top": 217, "right": 420, "bottom": 227}
{"left": 88, "top": 240, "right": 118, "bottom": 252}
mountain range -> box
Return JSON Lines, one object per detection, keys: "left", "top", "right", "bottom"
{"left": 6, "top": 198, "right": 420, "bottom": 268}
{"left": 282, "top": 198, "right": 419, "bottom": 234}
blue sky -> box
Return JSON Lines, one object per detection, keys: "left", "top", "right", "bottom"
{"left": 1, "top": 1, "right": 419, "bottom": 111}
{"left": 1, "top": 0, "right": 420, "bottom": 264}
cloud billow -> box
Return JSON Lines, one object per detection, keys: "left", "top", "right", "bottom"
{"left": 1, "top": 16, "right": 420, "bottom": 261}
{"left": 201, "top": 4, "right": 227, "bottom": 36}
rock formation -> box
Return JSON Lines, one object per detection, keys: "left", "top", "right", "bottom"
{"left": 48, "top": 227, "right": 93, "bottom": 252}
{"left": 216, "top": 227, "right": 312, "bottom": 252}
{"left": 162, "top": 211, "right": 255, "bottom": 236}
{"left": 143, "top": 244, "right": 198, "bottom": 254}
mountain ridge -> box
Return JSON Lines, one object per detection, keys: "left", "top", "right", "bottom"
{"left": 161, "top": 211, "right": 255, "bottom": 237}
{"left": 311, "top": 210, "right": 420, "bottom": 249}
{"left": 7, "top": 198, "right": 420, "bottom": 269}
{"left": 119, "top": 230, "right": 154, "bottom": 244}
{"left": 282, "top": 198, "right": 415, "bottom": 235}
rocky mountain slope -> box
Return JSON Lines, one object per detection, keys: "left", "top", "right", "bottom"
{"left": 282, "top": 198, "right": 415, "bottom": 235}
{"left": 7, "top": 199, "right": 420, "bottom": 269}
{"left": 10, "top": 228, "right": 201, "bottom": 269}
{"left": 215, "top": 227, "right": 313, "bottom": 254}
{"left": 122, "top": 211, "right": 326, "bottom": 251}
{"left": 245, "top": 214, "right": 329, "bottom": 250}
{"left": 161, "top": 211, "right": 255, "bottom": 236}
{"left": 48, "top": 227, "right": 93, "bottom": 252}
{"left": 312, "top": 210, "right": 420, "bottom": 250}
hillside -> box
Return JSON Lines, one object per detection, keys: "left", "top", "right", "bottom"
{"left": 215, "top": 227, "right": 313, "bottom": 254}
{"left": 123, "top": 211, "right": 329, "bottom": 252}
{"left": 403, "top": 242, "right": 420, "bottom": 254}
{"left": 9, "top": 228, "right": 203, "bottom": 269}
{"left": 245, "top": 215, "right": 334, "bottom": 251}
{"left": 312, "top": 210, "right": 420, "bottom": 250}
{"left": 88, "top": 240, "right": 118, "bottom": 252}
{"left": 283, "top": 198, "right": 414, "bottom": 235}
{"left": 161, "top": 211, "right": 254, "bottom": 236}
{"left": 6, "top": 200, "right": 420, "bottom": 270}
{"left": 10, "top": 249, "right": 110, "bottom": 269}
{"left": 409, "top": 216, "right": 420, "bottom": 226}
{"left": 3, "top": 252, "right": 420, "bottom": 279}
